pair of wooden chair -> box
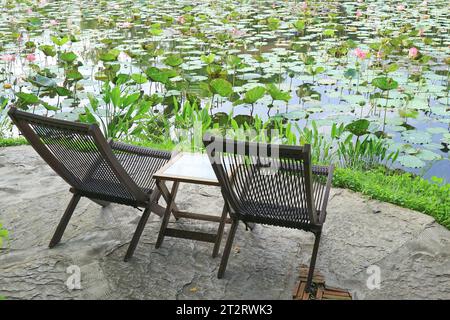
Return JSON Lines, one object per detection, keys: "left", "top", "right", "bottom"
{"left": 8, "top": 107, "right": 333, "bottom": 292}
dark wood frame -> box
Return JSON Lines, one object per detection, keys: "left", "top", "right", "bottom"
{"left": 8, "top": 107, "right": 172, "bottom": 261}
{"left": 203, "top": 134, "right": 335, "bottom": 293}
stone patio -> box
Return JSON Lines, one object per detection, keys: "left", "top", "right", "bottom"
{"left": 0, "top": 145, "right": 449, "bottom": 300}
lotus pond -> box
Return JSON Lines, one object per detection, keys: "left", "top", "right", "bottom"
{"left": 0, "top": 0, "right": 449, "bottom": 180}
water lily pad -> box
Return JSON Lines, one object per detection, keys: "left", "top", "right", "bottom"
{"left": 397, "top": 155, "right": 426, "bottom": 168}
{"left": 401, "top": 130, "right": 432, "bottom": 145}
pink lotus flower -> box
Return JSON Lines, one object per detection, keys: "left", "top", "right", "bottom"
{"left": 357, "top": 0, "right": 363, "bottom": 2}
{"left": 397, "top": 4, "right": 405, "bottom": 11}
{"left": 39, "top": 0, "right": 47, "bottom": 5}
{"left": 26, "top": 53, "right": 36, "bottom": 62}
{"left": 0, "top": 54, "right": 16, "bottom": 62}
{"left": 421, "top": 1, "right": 428, "bottom": 6}
{"left": 49, "top": 19, "right": 59, "bottom": 26}
{"left": 418, "top": 28, "right": 425, "bottom": 37}
{"left": 26, "top": 8, "right": 33, "bottom": 14}
{"left": 272, "top": 3, "right": 276, "bottom": 9}
{"left": 354, "top": 48, "right": 367, "bottom": 60}
{"left": 177, "top": 16, "right": 186, "bottom": 25}
{"left": 230, "top": 27, "right": 245, "bottom": 37}
{"left": 117, "top": 51, "right": 129, "bottom": 62}
{"left": 300, "top": 2, "right": 308, "bottom": 10}
{"left": 356, "top": 10, "right": 362, "bottom": 18}
{"left": 118, "top": 21, "right": 132, "bottom": 28}
{"left": 408, "top": 47, "right": 419, "bottom": 59}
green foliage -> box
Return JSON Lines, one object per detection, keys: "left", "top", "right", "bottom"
{"left": 0, "top": 137, "right": 28, "bottom": 147}
{"left": 242, "top": 86, "right": 266, "bottom": 104}
{"left": 345, "top": 119, "right": 370, "bottom": 137}
{"left": 210, "top": 78, "right": 233, "bottom": 97}
{"left": 164, "top": 54, "right": 184, "bottom": 67}
{"left": 78, "top": 82, "right": 152, "bottom": 140}
{"left": 372, "top": 77, "right": 398, "bottom": 91}
{"left": 265, "top": 83, "right": 291, "bottom": 102}
{"left": 333, "top": 168, "right": 450, "bottom": 229}
{"left": 38, "top": 45, "right": 56, "bottom": 57}
{"left": 0, "top": 222, "right": 9, "bottom": 249}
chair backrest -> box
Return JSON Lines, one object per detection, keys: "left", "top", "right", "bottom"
{"left": 8, "top": 107, "right": 147, "bottom": 203}
{"left": 203, "top": 134, "right": 318, "bottom": 226}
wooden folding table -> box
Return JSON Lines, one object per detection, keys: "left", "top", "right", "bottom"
{"left": 153, "top": 152, "right": 231, "bottom": 258}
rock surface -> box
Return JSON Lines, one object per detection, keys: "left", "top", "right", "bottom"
{"left": 0, "top": 146, "right": 449, "bottom": 300}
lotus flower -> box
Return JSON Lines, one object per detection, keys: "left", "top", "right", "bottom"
{"left": 177, "top": 16, "right": 186, "bottom": 25}
{"left": 300, "top": 2, "right": 308, "bottom": 10}
{"left": 397, "top": 4, "right": 405, "bottom": 11}
{"left": 26, "top": 53, "right": 36, "bottom": 62}
{"left": 118, "top": 51, "right": 129, "bottom": 62}
{"left": 408, "top": 47, "right": 419, "bottom": 59}
{"left": 354, "top": 48, "right": 367, "bottom": 60}
{"left": 418, "top": 29, "right": 425, "bottom": 37}
{"left": 230, "top": 27, "right": 245, "bottom": 37}
{"left": 118, "top": 21, "right": 132, "bottom": 28}
{"left": 26, "top": 8, "right": 33, "bottom": 14}
{"left": 356, "top": 10, "right": 362, "bottom": 18}
{"left": 49, "top": 19, "right": 59, "bottom": 26}
{"left": 0, "top": 54, "right": 16, "bottom": 62}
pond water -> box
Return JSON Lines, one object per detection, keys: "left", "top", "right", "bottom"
{"left": 0, "top": 0, "right": 449, "bottom": 181}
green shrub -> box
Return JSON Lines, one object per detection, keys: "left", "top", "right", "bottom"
{"left": 333, "top": 167, "right": 450, "bottom": 229}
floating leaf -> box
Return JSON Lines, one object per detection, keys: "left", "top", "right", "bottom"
{"left": 398, "top": 155, "right": 426, "bottom": 168}
{"left": 401, "top": 131, "right": 432, "bottom": 145}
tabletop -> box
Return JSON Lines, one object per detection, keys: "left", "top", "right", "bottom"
{"left": 153, "top": 152, "right": 220, "bottom": 186}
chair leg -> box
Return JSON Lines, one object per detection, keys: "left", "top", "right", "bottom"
{"left": 124, "top": 207, "right": 152, "bottom": 262}
{"left": 305, "top": 230, "right": 322, "bottom": 293}
{"left": 212, "top": 204, "right": 229, "bottom": 258}
{"left": 218, "top": 219, "right": 239, "bottom": 279}
{"left": 49, "top": 193, "right": 81, "bottom": 248}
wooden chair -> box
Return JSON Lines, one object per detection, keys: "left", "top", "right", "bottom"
{"left": 203, "top": 134, "right": 334, "bottom": 292}
{"left": 8, "top": 107, "right": 172, "bottom": 261}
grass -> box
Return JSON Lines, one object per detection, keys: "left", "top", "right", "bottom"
{"left": 0, "top": 137, "right": 28, "bottom": 147}
{"left": 2, "top": 137, "right": 449, "bottom": 229}
{"left": 333, "top": 167, "right": 450, "bottom": 229}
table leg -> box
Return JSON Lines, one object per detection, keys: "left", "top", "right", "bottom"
{"left": 212, "top": 203, "right": 229, "bottom": 258}
{"left": 157, "top": 180, "right": 181, "bottom": 220}
{"left": 155, "top": 181, "right": 179, "bottom": 249}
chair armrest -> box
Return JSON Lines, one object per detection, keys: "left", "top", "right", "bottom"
{"left": 109, "top": 140, "right": 172, "bottom": 160}
{"left": 312, "top": 164, "right": 334, "bottom": 224}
